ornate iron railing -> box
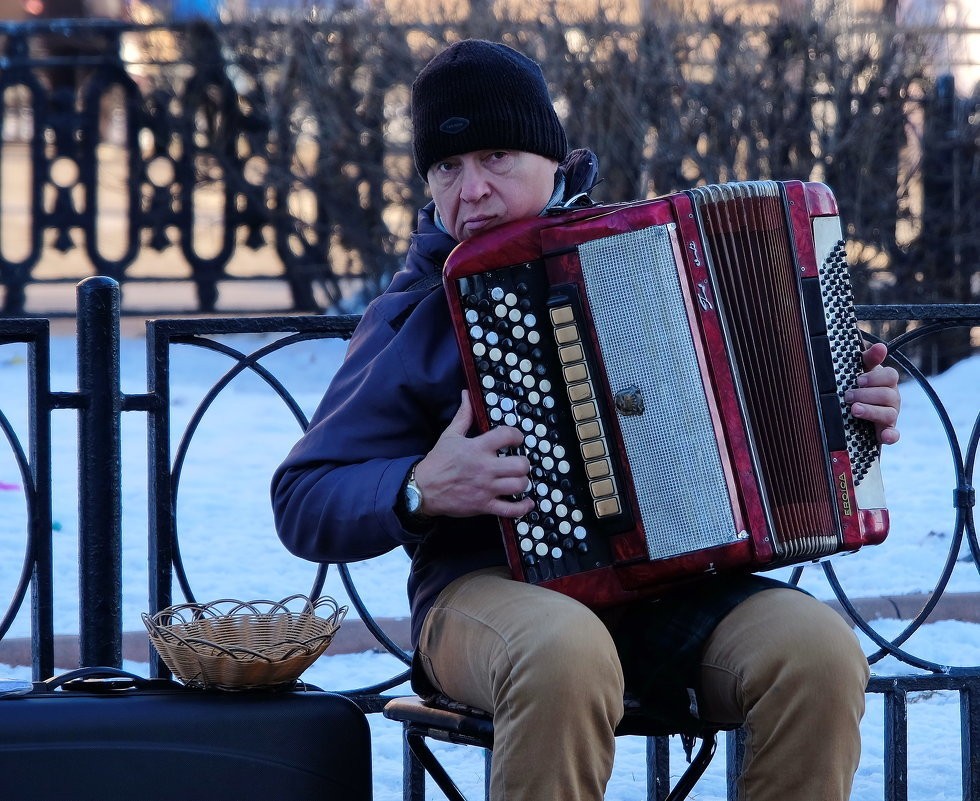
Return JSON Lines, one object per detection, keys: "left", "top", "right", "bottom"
{"left": 0, "top": 19, "right": 389, "bottom": 316}
{"left": 0, "top": 280, "right": 976, "bottom": 799}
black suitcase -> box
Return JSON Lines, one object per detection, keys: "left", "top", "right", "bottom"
{"left": 0, "top": 667, "right": 373, "bottom": 801}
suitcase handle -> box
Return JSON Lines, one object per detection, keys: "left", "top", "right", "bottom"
{"left": 43, "top": 666, "right": 182, "bottom": 694}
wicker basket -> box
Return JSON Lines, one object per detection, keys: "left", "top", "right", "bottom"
{"left": 142, "top": 594, "right": 347, "bottom": 690}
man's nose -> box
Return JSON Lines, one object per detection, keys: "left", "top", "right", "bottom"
{"left": 459, "top": 166, "right": 491, "bottom": 202}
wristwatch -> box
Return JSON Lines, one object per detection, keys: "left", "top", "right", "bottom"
{"left": 398, "top": 461, "right": 431, "bottom": 532}
{"left": 403, "top": 462, "right": 425, "bottom": 516}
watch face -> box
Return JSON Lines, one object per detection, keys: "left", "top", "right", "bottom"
{"left": 405, "top": 482, "right": 423, "bottom": 514}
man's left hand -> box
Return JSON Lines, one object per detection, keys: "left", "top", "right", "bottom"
{"left": 846, "top": 342, "right": 901, "bottom": 445}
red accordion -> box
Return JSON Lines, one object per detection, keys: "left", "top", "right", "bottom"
{"left": 443, "top": 180, "right": 889, "bottom": 608}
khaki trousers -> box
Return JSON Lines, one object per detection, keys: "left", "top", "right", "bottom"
{"left": 417, "top": 567, "right": 869, "bottom": 801}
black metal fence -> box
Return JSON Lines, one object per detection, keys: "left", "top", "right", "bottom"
{"left": 0, "top": 19, "right": 368, "bottom": 317}
{"left": 0, "top": 278, "right": 977, "bottom": 799}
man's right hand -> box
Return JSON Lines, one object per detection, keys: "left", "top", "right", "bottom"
{"left": 412, "top": 391, "right": 536, "bottom": 520}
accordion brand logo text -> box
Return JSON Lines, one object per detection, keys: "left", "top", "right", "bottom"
{"left": 837, "top": 472, "right": 852, "bottom": 516}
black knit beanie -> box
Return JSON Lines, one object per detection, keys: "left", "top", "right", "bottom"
{"left": 411, "top": 40, "right": 568, "bottom": 179}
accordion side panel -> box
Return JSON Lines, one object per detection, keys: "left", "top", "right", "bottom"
{"left": 807, "top": 204, "right": 889, "bottom": 547}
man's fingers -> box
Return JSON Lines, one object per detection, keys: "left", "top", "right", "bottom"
{"left": 487, "top": 495, "right": 536, "bottom": 520}
{"left": 480, "top": 423, "right": 527, "bottom": 452}
{"left": 861, "top": 341, "right": 889, "bottom": 371}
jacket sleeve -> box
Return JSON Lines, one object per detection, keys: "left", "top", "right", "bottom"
{"left": 271, "top": 289, "right": 463, "bottom": 564}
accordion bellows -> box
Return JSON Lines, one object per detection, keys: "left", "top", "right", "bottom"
{"left": 444, "top": 180, "right": 888, "bottom": 608}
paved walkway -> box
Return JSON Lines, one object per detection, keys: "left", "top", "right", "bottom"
{"left": 2, "top": 590, "right": 979, "bottom": 668}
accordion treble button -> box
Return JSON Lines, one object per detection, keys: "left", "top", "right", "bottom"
{"left": 590, "top": 478, "right": 616, "bottom": 498}
{"left": 549, "top": 305, "right": 575, "bottom": 326}
{"left": 572, "top": 401, "right": 598, "bottom": 422}
{"left": 581, "top": 439, "right": 606, "bottom": 460}
{"left": 558, "top": 344, "right": 584, "bottom": 363}
{"left": 595, "top": 497, "right": 622, "bottom": 518}
{"left": 586, "top": 459, "right": 611, "bottom": 480}
{"left": 554, "top": 324, "right": 579, "bottom": 344}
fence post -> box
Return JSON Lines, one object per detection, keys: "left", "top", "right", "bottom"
{"left": 920, "top": 73, "right": 975, "bottom": 373}
{"left": 76, "top": 276, "right": 123, "bottom": 667}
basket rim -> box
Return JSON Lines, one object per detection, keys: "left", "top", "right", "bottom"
{"left": 143, "top": 594, "right": 345, "bottom": 625}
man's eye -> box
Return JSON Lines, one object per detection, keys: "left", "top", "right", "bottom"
{"left": 485, "top": 152, "right": 512, "bottom": 171}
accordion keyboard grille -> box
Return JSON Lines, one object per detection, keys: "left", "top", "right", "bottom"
{"left": 578, "top": 225, "right": 739, "bottom": 560}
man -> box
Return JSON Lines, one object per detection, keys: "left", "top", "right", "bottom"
{"left": 272, "top": 40, "right": 902, "bottom": 801}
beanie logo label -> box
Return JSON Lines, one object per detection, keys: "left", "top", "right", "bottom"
{"left": 439, "top": 117, "right": 470, "bottom": 135}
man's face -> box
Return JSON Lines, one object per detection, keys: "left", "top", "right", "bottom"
{"left": 426, "top": 150, "right": 559, "bottom": 241}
